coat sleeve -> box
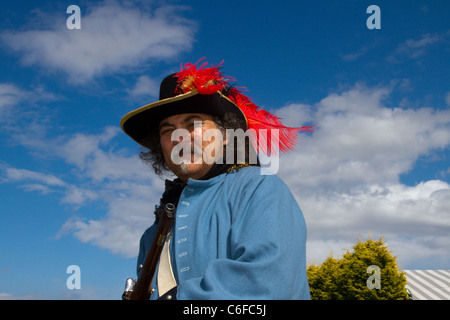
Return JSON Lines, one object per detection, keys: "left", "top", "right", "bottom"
{"left": 136, "top": 224, "right": 157, "bottom": 277}
{"left": 176, "top": 174, "right": 310, "bottom": 299}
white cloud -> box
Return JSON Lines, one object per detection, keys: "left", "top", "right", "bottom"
{"left": 57, "top": 181, "right": 163, "bottom": 257}
{"left": 1, "top": 1, "right": 197, "bottom": 83}
{"left": 279, "top": 85, "right": 450, "bottom": 191}
{"left": 388, "top": 33, "right": 443, "bottom": 62}
{"left": 60, "top": 126, "right": 154, "bottom": 183}
{"left": 60, "top": 185, "right": 99, "bottom": 206}
{"left": 0, "top": 83, "right": 56, "bottom": 119}
{"left": 0, "top": 165, "right": 100, "bottom": 208}
{"left": 3, "top": 167, "right": 67, "bottom": 187}
{"left": 128, "top": 75, "right": 159, "bottom": 99}
{"left": 341, "top": 46, "right": 369, "bottom": 62}
{"left": 0, "top": 83, "right": 26, "bottom": 113}
{"left": 276, "top": 84, "right": 450, "bottom": 268}
{"left": 61, "top": 127, "right": 119, "bottom": 168}
{"left": 0, "top": 82, "right": 60, "bottom": 155}
{"left": 22, "top": 184, "right": 53, "bottom": 194}
{"left": 298, "top": 181, "right": 450, "bottom": 268}
{"left": 1, "top": 121, "right": 165, "bottom": 257}
{"left": 0, "top": 292, "right": 37, "bottom": 300}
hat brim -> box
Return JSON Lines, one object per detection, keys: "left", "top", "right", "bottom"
{"left": 120, "top": 91, "right": 247, "bottom": 148}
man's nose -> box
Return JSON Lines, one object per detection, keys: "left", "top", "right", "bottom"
{"left": 172, "top": 134, "right": 184, "bottom": 145}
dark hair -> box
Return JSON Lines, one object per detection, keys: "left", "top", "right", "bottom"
{"left": 139, "top": 113, "right": 258, "bottom": 176}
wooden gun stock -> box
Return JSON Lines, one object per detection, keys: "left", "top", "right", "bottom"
{"left": 122, "top": 203, "right": 175, "bottom": 300}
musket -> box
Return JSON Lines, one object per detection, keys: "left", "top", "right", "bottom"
{"left": 122, "top": 202, "right": 175, "bottom": 300}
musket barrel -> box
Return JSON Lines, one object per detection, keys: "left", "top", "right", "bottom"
{"left": 122, "top": 203, "right": 175, "bottom": 300}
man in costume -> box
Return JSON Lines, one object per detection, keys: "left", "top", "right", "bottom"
{"left": 120, "top": 60, "right": 311, "bottom": 299}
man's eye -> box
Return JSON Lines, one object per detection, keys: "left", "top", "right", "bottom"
{"left": 160, "top": 128, "right": 173, "bottom": 135}
{"left": 186, "top": 121, "right": 203, "bottom": 130}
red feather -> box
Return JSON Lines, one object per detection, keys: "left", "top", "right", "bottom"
{"left": 228, "top": 88, "right": 314, "bottom": 154}
{"left": 175, "top": 59, "right": 314, "bottom": 155}
{"left": 175, "top": 58, "right": 230, "bottom": 95}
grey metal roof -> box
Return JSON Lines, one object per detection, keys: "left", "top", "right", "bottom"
{"left": 405, "top": 270, "right": 450, "bottom": 300}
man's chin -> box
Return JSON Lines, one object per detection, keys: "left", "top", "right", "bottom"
{"left": 171, "top": 162, "right": 213, "bottom": 181}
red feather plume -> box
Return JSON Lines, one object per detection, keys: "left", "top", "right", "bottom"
{"left": 175, "top": 59, "right": 314, "bottom": 155}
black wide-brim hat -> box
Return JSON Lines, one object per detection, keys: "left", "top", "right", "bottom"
{"left": 120, "top": 73, "right": 247, "bottom": 148}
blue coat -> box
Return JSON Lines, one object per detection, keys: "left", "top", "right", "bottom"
{"left": 137, "top": 166, "right": 310, "bottom": 299}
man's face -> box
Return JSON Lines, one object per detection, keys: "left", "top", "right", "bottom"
{"left": 159, "top": 113, "right": 226, "bottom": 181}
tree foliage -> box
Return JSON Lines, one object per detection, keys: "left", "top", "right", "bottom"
{"left": 307, "top": 236, "right": 409, "bottom": 300}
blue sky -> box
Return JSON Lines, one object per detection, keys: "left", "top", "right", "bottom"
{"left": 0, "top": 0, "right": 449, "bottom": 299}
